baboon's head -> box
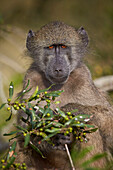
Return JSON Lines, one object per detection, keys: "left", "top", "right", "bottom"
{"left": 26, "top": 21, "right": 89, "bottom": 84}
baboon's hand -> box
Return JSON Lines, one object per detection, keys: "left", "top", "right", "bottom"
{"left": 52, "top": 133, "right": 72, "bottom": 151}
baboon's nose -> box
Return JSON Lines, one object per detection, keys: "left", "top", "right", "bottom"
{"left": 54, "top": 68, "right": 63, "bottom": 76}
{"left": 55, "top": 69, "right": 62, "bottom": 73}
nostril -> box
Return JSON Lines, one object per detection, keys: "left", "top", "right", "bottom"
{"left": 55, "top": 69, "right": 62, "bottom": 73}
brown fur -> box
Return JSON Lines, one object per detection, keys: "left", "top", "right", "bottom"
{"left": 16, "top": 21, "right": 113, "bottom": 169}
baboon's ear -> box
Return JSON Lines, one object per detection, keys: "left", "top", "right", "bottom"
{"left": 27, "top": 30, "right": 35, "bottom": 38}
{"left": 77, "top": 27, "right": 89, "bottom": 47}
{"left": 26, "top": 30, "right": 35, "bottom": 51}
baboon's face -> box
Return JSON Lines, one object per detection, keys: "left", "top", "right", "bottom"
{"left": 43, "top": 44, "right": 71, "bottom": 84}
{"left": 26, "top": 22, "right": 88, "bottom": 84}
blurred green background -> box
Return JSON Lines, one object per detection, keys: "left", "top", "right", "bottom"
{"left": 0, "top": 0, "right": 113, "bottom": 136}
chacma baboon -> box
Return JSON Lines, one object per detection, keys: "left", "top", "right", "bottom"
{"left": 17, "top": 21, "right": 113, "bottom": 169}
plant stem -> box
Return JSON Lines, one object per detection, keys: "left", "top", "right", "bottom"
{"left": 65, "top": 144, "right": 75, "bottom": 170}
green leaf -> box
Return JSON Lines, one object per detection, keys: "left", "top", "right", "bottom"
{"left": 5, "top": 153, "right": 17, "bottom": 169}
{"left": 24, "top": 79, "right": 30, "bottom": 90}
{"left": 36, "top": 89, "right": 50, "bottom": 95}
{"left": 16, "top": 87, "right": 32, "bottom": 101}
{"left": 30, "top": 142, "right": 45, "bottom": 158}
{"left": 45, "top": 127, "right": 61, "bottom": 133}
{"left": 42, "top": 131, "right": 59, "bottom": 142}
{"left": 84, "top": 128, "right": 98, "bottom": 133}
{"left": 0, "top": 103, "right": 6, "bottom": 110}
{"left": 43, "top": 122, "right": 53, "bottom": 129}
{"left": 21, "top": 115, "right": 30, "bottom": 123}
{"left": 75, "top": 123, "right": 85, "bottom": 127}
{"left": 36, "top": 84, "right": 55, "bottom": 95}
{"left": 22, "top": 87, "right": 32, "bottom": 96}
{"left": 7, "top": 141, "right": 17, "bottom": 161}
{"left": 74, "top": 114, "right": 90, "bottom": 121}
{"left": 10, "top": 141, "right": 17, "bottom": 150}
{"left": 9, "top": 82, "right": 14, "bottom": 99}
{"left": 52, "top": 121, "right": 63, "bottom": 127}
{"left": 21, "top": 106, "right": 26, "bottom": 112}
{"left": 6, "top": 110, "right": 12, "bottom": 121}
{"left": 64, "top": 119, "right": 73, "bottom": 126}
{"left": 9, "top": 135, "right": 21, "bottom": 142}
{"left": 43, "top": 107, "right": 50, "bottom": 118}
{"left": 43, "top": 107, "right": 53, "bottom": 118}
{"left": 28, "top": 102, "right": 36, "bottom": 121}
{"left": 13, "top": 124, "right": 27, "bottom": 132}
{"left": 56, "top": 107, "right": 67, "bottom": 118}
{"left": 84, "top": 124, "right": 95, "bottom": 128}
{"left": 28, "top": 86, "right": 39, "bottom": 101}
{"left": 38, "top": 107, "right": 44, "bottom": 114}
{"left": 28, "top": 102, "right": 37, "bottom": 129}
{"left": 3, "top": 130, "right": 20, "bottom": 136}
{"left": 46, "top": 90, "right": 64, "bottom": 97}
{"left": 35, "top": 121, "right": 43, "bottom": 129}
{"left": 43, "top": 117, "right": 53, "bottom": 121}
{"left": 71, "top": 122, "right": 86, "bottom": 127}
{"left": 24, "top": 133, "right": 30, "bottom": 147}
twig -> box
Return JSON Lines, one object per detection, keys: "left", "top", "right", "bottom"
{"left": 65, "top": 144, "right": 75, "bottom": 170}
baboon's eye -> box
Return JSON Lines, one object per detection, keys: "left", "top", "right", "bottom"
{"left": 49, "top": 45, "right": 54, "bottom": 49}
{"left": 61, "top": 45, "right": 67, "bottom": 49}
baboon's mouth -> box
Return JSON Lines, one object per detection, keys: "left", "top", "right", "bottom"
{"left": 49, "top": 75, "right": 68, "bottom": 84}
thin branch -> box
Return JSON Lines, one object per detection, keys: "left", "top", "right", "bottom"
{"left": 0, "top": 72, "right": 17, "bottom": 115}
{"left": 65, "top": 144, "right": 75, "bottom": 170}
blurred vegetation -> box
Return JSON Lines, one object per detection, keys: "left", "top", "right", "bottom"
{"left": 0, "top": 0, "right": 113, "bottom": 144}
